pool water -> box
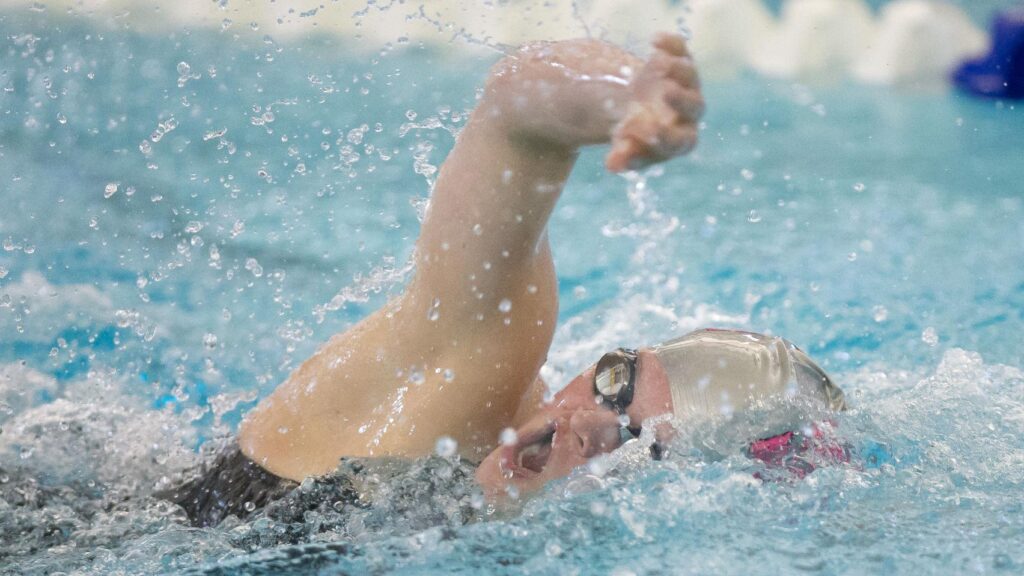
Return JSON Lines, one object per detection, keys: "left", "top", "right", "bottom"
{"left": 1, "top": 6, "right": 1023, "bottom": 575}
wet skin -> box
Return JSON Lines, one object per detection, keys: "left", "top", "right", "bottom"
{"left": 475, "top": 349, "right": 677, "bottom": 498}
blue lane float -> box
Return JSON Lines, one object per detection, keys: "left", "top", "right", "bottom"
{"left": 953, "top": 6, "right": 1024, "bottom": 99}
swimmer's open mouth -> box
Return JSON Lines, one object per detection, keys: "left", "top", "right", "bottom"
{"left": 516, "top": 429, "right": 555, "bottom": 473}
{"left": 503, "top": 425, "right": 556, "bottom": 476}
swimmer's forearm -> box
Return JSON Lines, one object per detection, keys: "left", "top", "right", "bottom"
{"left": 481, "top": 40, "right": 643, "bottom": 150}
{"left": 411, "top": 41, "right": 644, "bottom": 306}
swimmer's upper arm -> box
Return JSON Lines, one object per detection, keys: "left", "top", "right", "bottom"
{"left": 511, "top": 375, "right": 550, "bottom": 428}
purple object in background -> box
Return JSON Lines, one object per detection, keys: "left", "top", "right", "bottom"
{"left": 953, "top": 6, "right": 1024, "bottom": 99}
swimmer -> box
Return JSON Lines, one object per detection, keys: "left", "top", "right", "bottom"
{"left": 170, "top": 33, "right": 845, "bottom": 525}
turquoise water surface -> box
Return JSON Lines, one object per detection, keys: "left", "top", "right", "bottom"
{"left": 1, "top": 6, "right": 1023, "bottom": 575}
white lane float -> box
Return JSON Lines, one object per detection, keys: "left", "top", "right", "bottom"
{"left": 751, "top": 0, "right": 876, "bottom": 81}
{"left": 587, "top": 0, "right": 684, "bottom": 51}
{"left": 686, "top": 0, "right": 777, "bottom": 79}
{"left": 853, "top": 0, "right": 989, "bottom": 87}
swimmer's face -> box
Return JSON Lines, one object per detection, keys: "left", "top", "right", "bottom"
{"left": 475, "top": 348, "right": 676, "bottom": 499}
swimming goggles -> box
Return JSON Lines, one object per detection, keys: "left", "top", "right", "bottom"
{"left": 593, "top": 347, "right": 639, "bottom": 415}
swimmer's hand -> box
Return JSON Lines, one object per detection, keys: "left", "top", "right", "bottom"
{"left": 606, "top": 34, "right": 704, "bottom": 173}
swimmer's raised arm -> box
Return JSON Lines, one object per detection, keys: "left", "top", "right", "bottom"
{"left": 416, "top": 35, "right": 702, "bottom": 298}
{"left": 238, "top": 35, "right": 703, "bottom": 481}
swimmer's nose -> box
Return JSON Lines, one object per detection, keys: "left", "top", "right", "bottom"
{"left": 570, "top": 409, "right": 624, "bottom": 457}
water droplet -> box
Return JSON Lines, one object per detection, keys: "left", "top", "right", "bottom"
{"left": 442, "top": 369, "right": 455, "bottom": 383}
{"left": 853, "top": 182, "right": 866, "bottom": 192}
{"left": 427, "top": 298, "right": 441, "bottom": 322}
{"left": 526, "top": 284, "right": 538, "bottom": 294}
{"left": 408, "top": 370, "right": 425, "bottom": 385}
{"left": 847, "top": 252, "right": 858, "bottom": 262}
{"left": 740, "top": 168, "right": 755, "bottom": 181}
{"left": 472, "top": 224, "right": 483, "bottom": 236}
{"left": 435, "top": 436, "right": 457, "bottom": 457}
{"left": 498, "top": 298, "right": 512, "bottom": 313}
{"left": 499, "top": 428, "right": 518, "bottom": 446}
{"left": 872, "top": 305, "right": 889, "bottom": 323}
{"left": 244, "top": 501, "right": 256, "bottom": 512}
{"left": 103, "top": 183, "right": 118, "bottom": 198}
{"left": 921, "top": 327, "right": 939, "bottom": 347}
{"left": 56, "top": 112, "right": 67, "bottom": 124}
{"left": 747, "top": 210, "right": 762, "bottom": 223}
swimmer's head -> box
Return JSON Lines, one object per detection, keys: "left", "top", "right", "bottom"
{"left": 474, "top": 328, "right": 845, "bottom": 499}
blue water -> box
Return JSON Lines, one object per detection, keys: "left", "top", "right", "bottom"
{"left": 1, "top": 6, "right": 1023, "bottom": 576}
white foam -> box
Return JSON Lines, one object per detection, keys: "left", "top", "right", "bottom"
{"left": 853, "top": 0, "right": 988, "bottom": 87}
{"left": 0, "top": 271, "right": 113, "bottom": 342}
{"left": 0, "top": 362, "right": 58, "bottom": 424}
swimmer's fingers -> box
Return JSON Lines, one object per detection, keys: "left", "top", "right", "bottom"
{"left": 663, "top": 86, "right": 705, "bottom": 123}
{"left": 606, "top": 137, "right": 645, "bottom": 172}
{"left": 652, "top": 32, "right": 689, "bottom": 58}
{"left": 658, "top": 123, "right": 698, "bottom": 156}
{"left": 663, "top": 57, "right": 700, "bottom": 89}
{"left": 606, "top": 112, "right": 697, "bottom": 172}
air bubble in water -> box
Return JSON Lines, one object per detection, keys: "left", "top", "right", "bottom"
{"left": 435, "top": 436, "right": 457, "bottom": 457}
{"left": 499, "top": 428, "right": 518, "bottom": 446}
{"left": 245, "top": 258, "right": 263, "bottom": 277}
{"left": 56, "top": 112, "right": 67, "bottom": 124}
{"left": 872, "top": 305, "right": 889, "bottom": 323}
{"left": 244, "top": 501, "right": 256, "bottom": 512}
{"left": 747, "top": 210, "right": 762, "bottom": 223}
{"left": 472, "top": 224, "right": 483, "bottom": 236}
{"left": 853, "top": 182, "right": 866, "bottom": 192}
{"left": 442, "top": 368, "right": 455, "bottom": 382}
{"left": 922, "top": 327, "right": 939, "bottom": 346}
{"left": 103, "top": 183, "right": 118, "bottom": 198}
{"left": 203, "top": 333, "right": 218, "bottom": 349}
{"left": 498, "top": 298, "right": 512, "bottom": 313}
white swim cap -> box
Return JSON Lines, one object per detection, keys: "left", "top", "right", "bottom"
{"left": 653, "top": 329, "right": 846, "bottom": 422}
